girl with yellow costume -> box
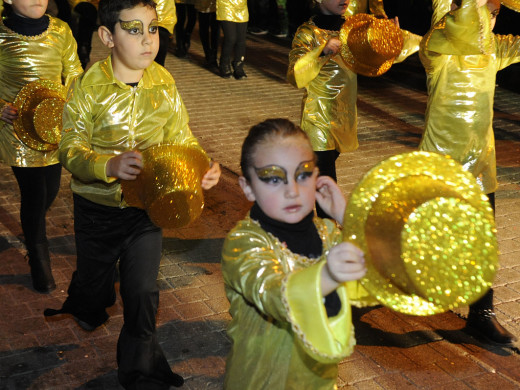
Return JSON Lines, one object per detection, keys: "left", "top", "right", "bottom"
{"left": 0, "top": 0, "right": 82, "bottom": 293}
{"left": 222, "top": 118, "right": 373, "bottom": 390}
{"left": 419, "top": 0, "right": 520, "bottom": 345}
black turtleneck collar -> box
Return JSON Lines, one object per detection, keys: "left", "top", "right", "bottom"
{"left": 250, "top": 202, "right": 323, "bottom": 259}
{"left": 250, "top": 203, "right": 341, "bottom": 316}
{"left": 312, "top": 8, "right": 344, "bottom": 32}
{"left": 4, "top": 12, "right": 49, "bottom": 36}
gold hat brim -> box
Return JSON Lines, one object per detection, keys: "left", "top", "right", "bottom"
{"left": 343, "top": 152, "right": 498, "bottom": 315}
{"left": 121, "top": 143, "right": 210, "bottom": 229}
{"left": 339, "top": 13, "right": 404, "bottom": 77}
{"left": 13, "top": 79, "right": 66, "bottom": 151}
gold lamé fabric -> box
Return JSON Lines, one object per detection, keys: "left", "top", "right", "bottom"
{"left": 0, "top": 16, "right": 82, "bottom": 167}
{"left": 155, "top": 0, "right": 177, "bottom": 34}
{"left": 344, "top": 0, "right": 387, "bottom": 18}
{"left": 222, "top": 215, "right": 374, "bottom": 390}
{"left": 419, "top": 0, "right": 520, "bottom": 194}
{"left": 287, "top": 20, "right": 420, "bottom": 153}
{"left": 216, "top": 0, "right": 248, "bottom": 23}
{"left": 343, "top": 152, "right": 498, "bottom": 315}
{"left": 60, "top": 56, "right": 203, "bottom": 208}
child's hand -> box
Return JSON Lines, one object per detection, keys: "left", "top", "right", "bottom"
{"left": 390, "top": 16, "right": 400, "bottom": 29}
{"left": 323, "top": 37, "right": 341, "bottom": 56}
{"left": 106, "top": 150, "right": 143, "bottom": 180}
{"left": 201, "top": 161, "right": 221, "bottom": 190}
{"left": 321, "top": 242, "right": 366, "bottom": 295}
{"left": 1, "top": 103, "right": 18, "bottom": 124}
{"left": 315, "top": 175, "right": 346, "bottom": 224}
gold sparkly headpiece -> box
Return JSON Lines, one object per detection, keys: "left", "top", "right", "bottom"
{"left": 500, "top": 0, "right": 517, "bottom": 11}
{"left": 343, "top": 152, "right": 498, "bottom": 315}
{"left": 13, "top": 79, "right": 66, "bottom": 151}
{"left": 121, "top": 143, "right": 210, "bottom": 229}
{"left": 339, "top": 13, "right": 404, "bottom": 77}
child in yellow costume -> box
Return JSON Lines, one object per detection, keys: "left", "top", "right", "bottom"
{"left": 419, "top": 0, "right": 520, "bottom": 345}
{"left": 43, "top": 0, "right": 221, "bottom": 387}
{"left": 222, "top": 118, "right": 375, "bottom": 390}
{"left": 0, "top": 0, "right": 82, "bottom": 293}
{"left": 287, "top": 0, "right": 420, "bottom": 217}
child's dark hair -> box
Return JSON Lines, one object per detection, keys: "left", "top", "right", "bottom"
{"left": 240, "top": 118, "right": 315, "bottom": 182}
{"left": 98, "top": 0, "right": 157, "bottom": 32}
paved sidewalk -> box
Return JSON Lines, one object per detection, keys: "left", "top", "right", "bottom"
{"left": 1, "top": 25, "right": 520, "bottom": 389}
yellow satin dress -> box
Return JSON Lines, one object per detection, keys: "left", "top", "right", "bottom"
{"left": 216, "top": 0, "right": 248, "bottom": 22}
{"left": 0, "top": 16, "right": 82, "bottom": 167}
{"left": 222, "top": 214, "right": 375, "bottom": 390}
{"left": 419, "top": 0, "right": 520, "bottom": 194}
{"left": 60, "top": 56, "right": 204, "bottom": 208}
{"left": 287, "top": 17, "right": 421, "bottom": 153}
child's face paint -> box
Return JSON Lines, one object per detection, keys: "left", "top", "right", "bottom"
{"left": 241, "top": 135, "right": 319, "bottom": 225}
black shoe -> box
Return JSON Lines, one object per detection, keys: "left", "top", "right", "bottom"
{"left": 174, "top": 46, "right": 187, "bottom": 58}
{"left": 465, "top": 309, "right": 517, "bottom": 345}
{"left": 73, "top": 316, "right": 98, "bottom": 332}
{"left": 27, "top": 244, "right": 56, "bottom": 293}
{"left": 232, "top": 60, "right": 247, "bottom": 80}
{"left": 219, "top": 61, "right": 232, "bottom": 79}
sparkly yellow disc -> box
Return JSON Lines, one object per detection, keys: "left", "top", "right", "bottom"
{"left": 343, "top": 151, "right": 498, "bottom": 315}
{"left": 121, "top": 143, "right": 210, "bottom": 229}
{"left": 33, "top": 98, "right": 65, "bottom": 145}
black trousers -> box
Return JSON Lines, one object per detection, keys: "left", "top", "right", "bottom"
{"left": 220, "top": 21, "right": 248, "bottom": 63}
{"left": 198, "top": 11, "right": 219, "bottom": 59}
{"left": 155, "top": 26, "right": 171, "bottom": 66}
{"left": 11, "top": 164, "right": 62, "bottom": 250}
{"left": 64, "top": 195, "right": 177, "bottom": 388}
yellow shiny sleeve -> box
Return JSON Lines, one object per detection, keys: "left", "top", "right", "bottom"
{"left": 287, "top": 26, "right": 329, "bottom": 89}
{"left": 369, "top": 0, "right": 388, "bottom": 18}
{"left": 431, "top": 0, "right": 452, "bottom": 26}
{"left": 155, "top": 0, "right": 177, "bottom": 34}
{"left": 394, "top": 30, "right": 422, "bottom": 64}
{"left": 425, "top": 0, "right": 494, "bottom": 56}
{"left": 284, "top": 261, "right": 356, "bottom": 364}
{"left": 221, "top": 220, "right": 291, "bottom": 323}
{"left": 495, "top": 34, "right": 520, "bottom": 70}
{"left": 61, "top": 23, "right": 84, "bottom": 90}
{"left": 60, "top": 77, "right": 114, "bottom": 183}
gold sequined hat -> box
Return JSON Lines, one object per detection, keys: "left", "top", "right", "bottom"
{"left": 339, "top": 13, "right": 404, "bottom": 77}
{"left": 121, "top": 143, "right": 210, "bottom": 229}
{"left": 343, "top": 152, "right": 498, "bottom": 315}
{"left": 13, "top": 79, "right": 67, "bottom": 151}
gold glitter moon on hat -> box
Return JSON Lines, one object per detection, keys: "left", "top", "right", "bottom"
{"left": 121, "top": 143, "right": 210, "bottom": 229}
{"left": 343, "top": 151, "right": 498, "bottom": 315}
{"left": 13, "top": 79, "right": 66, "bottom": 151}
{"left": 339, "top": 13, "right": 404, "bottom": 77}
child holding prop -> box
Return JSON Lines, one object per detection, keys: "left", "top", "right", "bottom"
{"left": 221, "top": 118, "right": 373, "bottom": 390}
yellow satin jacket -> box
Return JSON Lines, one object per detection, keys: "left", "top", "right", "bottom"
{"left": 419, "top": 0, "right": 520, "bottom": 194}
{"left": 216, "top": 0, "right": 248, "bottom": 23}
{"left": 60, "top": 56, "right": 204, "bottom": 208}
{"left": 0, "top": 16, "right": 82, "bottom": 167}
{"left": 155, "top": 0, "right": 177, "bottom": 34}
{"left": 287, "top": 19, "right": 421, "bottom": 153}
{"left": 222, "top": 214, "right": 375, "bottom": 390}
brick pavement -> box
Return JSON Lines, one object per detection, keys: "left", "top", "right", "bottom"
{"left": 1, "top": 21, "right": 520, "bottom": 390}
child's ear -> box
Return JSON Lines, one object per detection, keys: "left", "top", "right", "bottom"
{"left": 98, "top": 26, "right": 115, "bottom": 49}
{"left": 238, "top": 176, "right": 256, "bottom": 202}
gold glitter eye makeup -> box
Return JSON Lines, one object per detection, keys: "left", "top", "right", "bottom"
{"left": 294, "top": 160, "right": 316, "bottom": 182}
{"left": 149, "top": 20, "right": 159, "bottom": 34}
{"left": 119, "top": 19, "right": 144, "bottom": 34}
{"left": 254, "top": 165, "right": 288, "bottom": 184}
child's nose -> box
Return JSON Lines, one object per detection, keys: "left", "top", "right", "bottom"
{"left": 284, "top": 179, "right": 299, "bottom": 198}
